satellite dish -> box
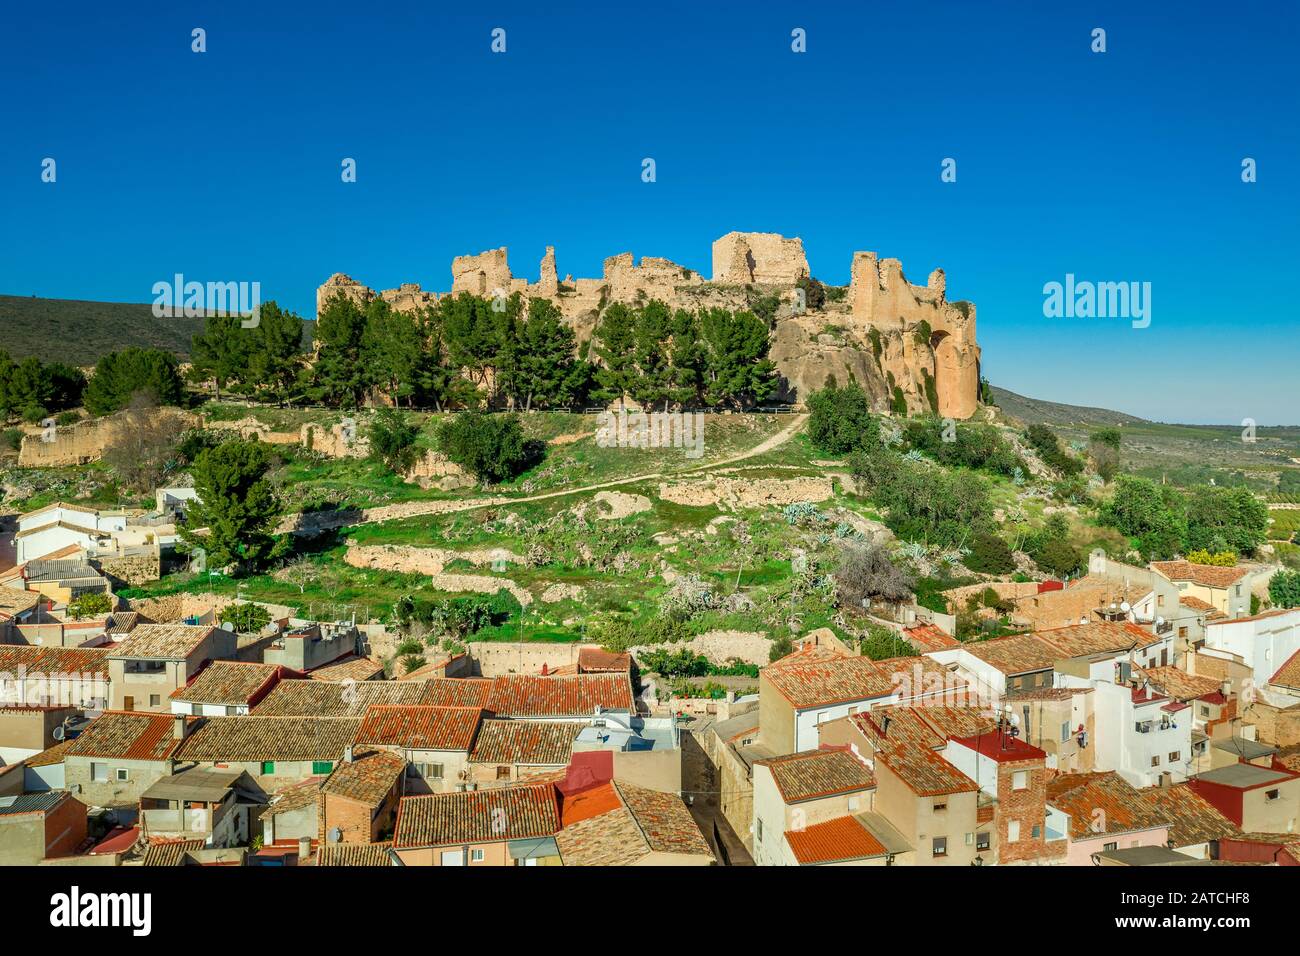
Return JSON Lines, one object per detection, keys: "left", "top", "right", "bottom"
{"left": 1008, "top": 713, "right": 1021, "bottom": 727}
{"left": 1155, "top": 616, "right": 1165, "bottom": 627}
{"left": 1120, "top": 601, "right": 1131, "bottom": 613}
{"left": 328, "top": 827, "right": 343, "bottom": 844}
{"left": 52, "top": 726, "right": 66, "bottom": 741}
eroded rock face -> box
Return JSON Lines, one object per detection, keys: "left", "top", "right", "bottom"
{"left": 316, "top": 231, "right": 982, "bottom": 418}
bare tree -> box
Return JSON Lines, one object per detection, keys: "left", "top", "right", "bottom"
{"left": 834, "top": 541, "right": 915, "bottom": 613}
{"left": 100, "top": 393, "right": 187, "bottom": 492}
{"left": 275, "top": 557, "right": 317, "bottom": 595}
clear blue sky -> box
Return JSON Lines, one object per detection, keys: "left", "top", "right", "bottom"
{"left": 2, "top": 2, "right": 1296, "bottom": 423}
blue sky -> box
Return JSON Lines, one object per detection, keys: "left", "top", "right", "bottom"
{"left": 2, "top": 2, "right": 1296, "bottom": 423}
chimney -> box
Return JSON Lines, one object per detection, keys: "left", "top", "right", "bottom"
{"left": 172, "top": 714, "right": 188, "bottom": 740}
{"left": 344, "top": 745, "right": 354, "bottom": 763}
{"left": 297, "top": 836, "right": 311, "bottom": 859}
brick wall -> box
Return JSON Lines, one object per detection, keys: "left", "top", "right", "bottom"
{"left": 996, "top": 757, "right": 1053, "bottom": 864}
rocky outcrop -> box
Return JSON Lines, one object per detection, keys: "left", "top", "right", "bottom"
{"left": 316, "top": 230, "right": 982, "bottom": 418}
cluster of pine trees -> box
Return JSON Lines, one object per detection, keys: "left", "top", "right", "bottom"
{"left": 188, "top": 292, "right": 778, "bottom": 412}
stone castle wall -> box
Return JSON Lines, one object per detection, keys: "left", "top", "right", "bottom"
{"left": 315, "top": 231, "right": 982, "bottom": 418}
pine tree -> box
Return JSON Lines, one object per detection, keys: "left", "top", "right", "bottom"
{"left": 179, "top": 440, "right": 280, "bottom": 574}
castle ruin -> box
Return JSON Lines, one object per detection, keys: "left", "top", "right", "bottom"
{"left": 316, "top": 231, "right": 981, "bottom": 418}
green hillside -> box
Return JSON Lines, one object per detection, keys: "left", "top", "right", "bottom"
{"left": 0, "top": 294, "right": 206, "bottom": 365}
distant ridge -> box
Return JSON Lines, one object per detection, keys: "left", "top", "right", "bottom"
{"left": 0, "top": 294, "right": 205, "bottom": 365}
{"left": 989, "top": 385, "right": 1149, "bottom": 427}
{"left": 0, "top": 294, "right": 311, "bottom": 366}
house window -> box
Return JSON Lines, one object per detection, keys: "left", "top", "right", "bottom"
{"left": 1266, "top": 789, "right": 1280, "bottom": 801}
{"left": 1061, "top": 721, "right": 1071, "bottom": 743}
{"left": 965, "top": 833, "right": 974, "bottom": 846}
{"left": 90, "top": 762, "right": 107, "bottom": 782}
{"left": 1031, "top": 824, "right": 1041, "bottom": 839}
{"left": 756, "top": 819, "right": 763, "bottom": 843}
{"left": 427, "top": 763, "right": 445, "bottom": 780}
{"left": 932, "top": 837, "right": 947, "bottom": 858}
{"left": 115, "top": 768, "right": 128, "bottom": 782}
{"left": 1103, "top": 841, "right": 1118, "bottom": 851}
{"left": 149, "top": 695, "right": 161, "bottom": 707}
{"left": 1151, "top": 756, "right": 1160, "bottom": 767}
{"left": 1157, "top": 595, "right": 1165, "bottom": 607}
{"left": 1012, "top": 770, "right": 1029, "bottom": 791}
{"left": 1178, "top": 627, "right": 1188, "bottom": 639}
{"left": 1200, "top": 705, "right": 1210, "bottom": 717}
{"left": 933, "top": 801, "right": 947, "bottom": 812}
{"left": 1007, "top": 820, "right": 1020, "bottom": 843}
{"left": 976, "top": 832, "right": 990, "bottom": 851}
{"left": 470, "top": 849, "right": 485, "bottom": 862}
{"left": 1168, "top": 751, "right": 1180, "bottom": 762}
{"left": 496, "top": 765, "right": 511, "bottom": 780}
{"left": 312, "top": 761, "right": 333, "bottom": 775}
{"left": 261, "top": 761, "right": 276, "bottom": 775}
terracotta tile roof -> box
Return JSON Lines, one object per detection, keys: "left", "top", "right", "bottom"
{"left": 469, "top": 720, "right": 581, "bottom": 766}
{"left": 104, "top": 610, "right": 149, "bottom": 635}
{"left": 614, "top": 781, "right": 712, "bottom": 858}
{"left": 393, "top": 782, "right": 560, "bottom": 849}
{"left": 173, "top": 716, "right": 361, "bottom": 763}
{"left": 316, "top": 842, "right": 393, "bottom": 866}
{"left": 577, "top": 647, "right": 632, "bottom": 673}
{"left": 1004, "top": 687, "right": 1085, "bottom": 702}
{"left": 964, "top": 621, "right": 1140, "bottom": 676}
{"left": 1178, "top": 595, "right": 1218, "bottom": 614}
{"left": 18, "top": 501, "right": 99, "bottom": 521}
{"left": 320, "top": 749, "right": 406, "bottom": 805}
{"left": 391, "top": 655, "right": 464, "bottom": 681}
{"left": 1047, "top": 772, "right": 1170, "bottom": 838}
{"left": 171, "top": 661, "right": 281, "bottom": 706}
{"left": 108, "top": 624, "right": 214, "bottom": 660}
{"left": 755, "top": 748, "right": 875, "bottom": 803}
{"left": 142, "top": 838, "right": 205, "bottom": 867}
{"left": 1141, "top": 783, "right": 1241, "bottom": 848}
{"left": 786, "top": 815, "right": 888, "bottom": 865}
{"left": 1136, "top": 666, "right": 1225, "bottom": 702}
{"left": 1152, "top": 561, "right": 1248, "bottom": 588}
{"left": 553, "top": 781, "right": 711, "bottom": 865}
{"left": 903, "top": 623, "right": 959, "bottom": 652}
{"left": 65, "top": 712, "right": 186, "bottom": 761}
{"left": 418, "top": 677, "right": 494, "bottom": 708}
{"left": 0, "top": 644, "right": 110, "bottom": 679}
{"left": 1270, "top": 648, "right": 1300, "bottom": 689}
{"left": 763, "top": 648, "right": 955, "bottom": 709}
{"left": 854, "top": 705, "right": 998, "bottom": 751}
{"left": 486, "top": 673, "right": 634, "bottom": 717}
{"left": 1275, "top": 746, "right": 1300, "bottom": 775}
{"left": 307, "top": 655, "right": 385, "bottom": 682}
{"left": 354, "top": 705, "right": 482, "bottom": 752}
{"left": 23, "top": 739, "right": 74, "bottom": 767}
{"left": 876, "top": 744, "right": 977, "bottom": 796}
{"left": 267, "top": 777, "right": 323, "bottom": 814}
{"left": 0, "top": 585, "right": 40, "bottom": 619}
{"left": 252, "top": 678, "right": 428, "bottom": 716}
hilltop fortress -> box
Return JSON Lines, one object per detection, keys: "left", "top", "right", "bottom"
{"left": 316, "top": 231, "right": 981, "bottom": 418}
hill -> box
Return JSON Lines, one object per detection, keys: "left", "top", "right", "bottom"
{"left": 0, "top": 294, "right": 206, "bottom": 365}
{"left": 988, "top": 385, "right": 1149, "bottom": 427}
{"left": 0, "top": 294, "right": 313, "bottom": 366}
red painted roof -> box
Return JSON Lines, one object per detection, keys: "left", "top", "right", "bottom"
{"left": 951, "top": 732, "right": 1047, "bottom": 763}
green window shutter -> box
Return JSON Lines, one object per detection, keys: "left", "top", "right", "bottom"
{"left": 312, "top": 761, "right": 333, "bottom": 775}
{"left": 261, "top": 761, "right": 275, "bottom": 775}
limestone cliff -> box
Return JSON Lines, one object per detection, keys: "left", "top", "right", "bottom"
{"left": 316, "top": 232, "right": 982, "bottom": 418}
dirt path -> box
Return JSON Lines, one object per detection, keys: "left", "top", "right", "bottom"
{"left": 278, "top": 414, "right": 808, "bottom": 536}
